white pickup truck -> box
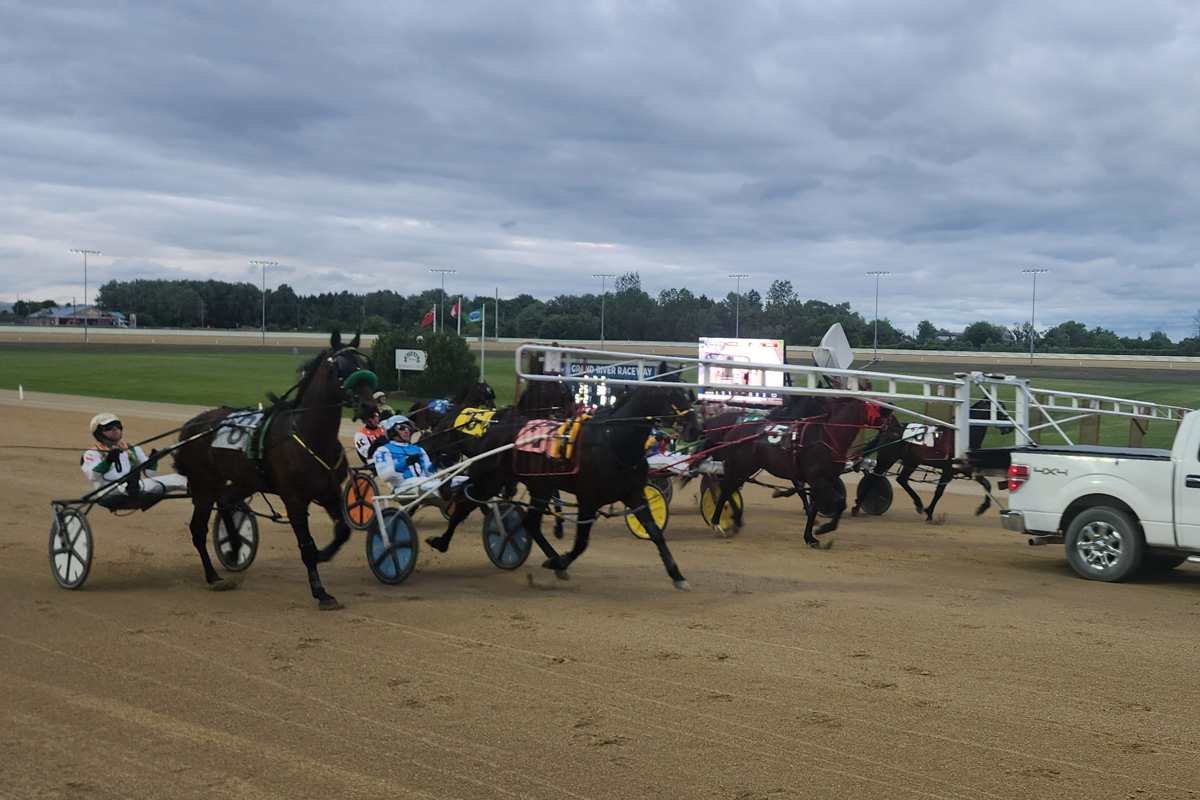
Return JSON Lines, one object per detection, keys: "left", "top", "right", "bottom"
{"left": 994, "top": 409, "right": 1200, "bottom": 582}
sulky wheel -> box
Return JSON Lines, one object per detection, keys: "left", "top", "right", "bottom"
{"left": 815, "top": 477, "right": 847, "bottom": 519}
{"left": 212, "top": 505, "right": 259, "bottom": 572}
{"left": 49, "top": 508, "right": 93, "bottom": 589}
{"left": 649, "top": 474, "right": 674, "bottom": 506}
{"left": 483, "top": 502, "right": 531, "bottom": 570}
{"left": 855, "top": 473, "right": 893, "bottom": 516}
{"left": 366, "top": 507, "right": 419, "bottom": 585}
{"left": 341, "top": 471, "right": 380, "bottom": 531}
{"left": 627, "top": 484, "right": 670, "bottom": 539}
{"left": 700, "top": 481, "right": 743, "bottom": 528}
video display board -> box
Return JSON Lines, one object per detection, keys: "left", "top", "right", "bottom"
{"left": 698, "top": 338, "right": 786, "bottom": 405}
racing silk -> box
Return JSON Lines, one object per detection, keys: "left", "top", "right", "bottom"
{"left": 373, "top": 441, "right": 437, "bottom": 489}
{"left": 81, "top": 442, "right": 154, "bottom": 490}
{"left": 354, "top": 423, "right": 387, "bottom": 463}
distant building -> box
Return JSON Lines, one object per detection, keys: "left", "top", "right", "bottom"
{"left": 26, "top": 305, "right": 130, "bottom": 328}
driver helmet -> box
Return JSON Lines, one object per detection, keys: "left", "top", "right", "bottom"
{"left": 373, "top": 391, "right": 388, "bottom": 403}
{"left": 382, "top": 414, "right": 415, "bottom": 439}
{"left": 89, "top": 412, "right": 122, "bottom": 441}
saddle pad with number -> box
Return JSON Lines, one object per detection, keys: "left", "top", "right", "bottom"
{"left": 453, "top": 408, "right": 495, "bottom": 438}
{"left": 904, "top": 423, "right": 939, "bottom": 448}
{"left": 515, "top": 416, "right": 589, "bottom": 461}
{"left": 213, "top": 410, "right": 266, "bottom": 453}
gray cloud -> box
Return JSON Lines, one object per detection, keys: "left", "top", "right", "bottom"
{"left": 2, "top": 0, "right": 1199, "bottom": 338}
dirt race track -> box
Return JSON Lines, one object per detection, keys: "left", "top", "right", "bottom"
{"left": 3, "top": 390, "right": 1200, "bottom": 800}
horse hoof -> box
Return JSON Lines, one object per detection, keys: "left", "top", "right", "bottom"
{"left": 712, "top": 525, "right": 726, "bottom": 538}
{"left": 553, "top": 529, "right": 564, "bottom": 540}
{"left": 425, "top": 536, "right": 448, "bottom": 553}
{"left": 820, "top": 537, "right": 834, "bottom": 550}
{"left": 554, "top": 569, "right": 570, "bottom": 581}
{"left": 673, "top": 579, "right": 691, "bottom": 592}
{"left": 318, "top": 596, "right": 344, "bottom": 611}
{"left": 851, "top": 507, "right": 860, "bottom": 517}
{"left": 208, "top": 579, "right": 235, "bottom": 592}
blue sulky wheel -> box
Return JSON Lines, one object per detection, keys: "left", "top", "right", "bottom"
{"left": 482, "top": 502, "right": 531, "bottom": 570}
{"left": 49, "top": 508, "right": 92, "bottom": 589}
{"left": 366, "top": 507, "right": 419, "bottom": 585}
{"left": 212, "top": 505, "right": 259, "bottom": 572}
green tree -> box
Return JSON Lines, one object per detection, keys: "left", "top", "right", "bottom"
{"left": 915, "top": 320, "right": 938, "bottom": 344}
{"left": 961, "top": 321, "right": 1009, "bottom": 349}
{"left": 371, "top": 328, "right": 476, "bottom": 395}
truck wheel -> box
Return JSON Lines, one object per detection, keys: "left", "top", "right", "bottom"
{"left": 1064, "top": 507, "right": 1145, "bottom": 582}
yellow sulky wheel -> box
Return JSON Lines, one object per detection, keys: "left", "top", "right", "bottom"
{"left": 626, "top": 484, "right": 670, "bottom": 539}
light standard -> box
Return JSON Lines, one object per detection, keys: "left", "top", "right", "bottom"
{"left": 250, "top": 260, "right": 277, "bottom": 344}
{"left": 430, "top": 268, "right": 456, "bottom": 332}
{"left": 728, "top": 273, "right": 749, "bottom": 337}
{"left": 70, "top": 249, "right": 100, "bottom": 343}
{"left": 866, "top": 270, "right": 890, "bottom": 362}
{"left": 592, "top": 273, "right": 615, "bottom": 350}
{"left": 1022, "top": 269, "right": 1049, "bottom": 365}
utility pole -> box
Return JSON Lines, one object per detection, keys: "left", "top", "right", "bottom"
{"left": 430, "top": 269, "right": 456, "bottom": 332}
{"left": 250, "top": 260, "right": 277, "bottom": 345}
{"left": 866, "top": 271, "right": 890, "bottom": 362}
{"left": 1022, "top": 269, "right": 1050, "bottom": 365}
{"left": 728, "top": 273, "right": 748, "bottom": 337}
{"left": 70, "top": 249, "right": 100, "bottom": 343}
{"left": 592, "top": 273, "right": 615, "bottom": 350}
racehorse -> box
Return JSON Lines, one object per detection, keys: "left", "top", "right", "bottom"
{"left": 852, "top": 399, "right": 1014, "bottom": 522}
{"left": 173, "top": 331, "right": 378, "bottom": 610}
{"left": 702, "top": 395, "right": 871, "bottom": 547}
{"left": 427, "top": 368, "right": 702, "bottom": 589}
{"left": 516, "top": 378, "right": 577, "bottom": 418}
{"left": 407, "top": 379, "right": 496, "bottom": 433}
{"left": 416, "top": 380, "right": 502, "bottom": 470}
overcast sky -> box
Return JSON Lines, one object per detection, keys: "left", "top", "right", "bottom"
{"left": 3, "top": 0, "right": 1199, "bottom": 339}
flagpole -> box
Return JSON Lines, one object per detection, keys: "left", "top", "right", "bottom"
{"left": 480, "top": 304, "right": 486, "bottom": 380}
{"left": 456, "top": 295, "right": 462, "bottom": 336}
{"left": 494, "top": 287, "right": 499, "bottom": 340}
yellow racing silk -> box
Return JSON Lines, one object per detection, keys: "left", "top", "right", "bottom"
{"left": 453, "top": 407, "right": 496, "bottom": 438}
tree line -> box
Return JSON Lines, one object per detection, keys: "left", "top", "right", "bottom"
{"left": 8, "top": 273, "right": 1199, "bottom": 355}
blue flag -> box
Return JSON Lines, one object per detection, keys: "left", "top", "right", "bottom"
{"left": 468, "top": 310, "right": 481, "bottom": 322}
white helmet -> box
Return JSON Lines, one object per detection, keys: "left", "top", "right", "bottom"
{"left": 89, "top": 412, "right": 121, "bottom": 439}
{"left": 382, "top": 414, "right": 414, "bottom": 436}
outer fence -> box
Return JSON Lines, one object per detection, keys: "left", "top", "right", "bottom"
{"left": 515, "top": 344, "right": 1194, "bottom": 459}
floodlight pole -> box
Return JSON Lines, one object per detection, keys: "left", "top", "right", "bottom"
{"left": 592, "top": 273, "right": 615, "bottom": 350}
{"left": 250, "top": 260, "right": 277, "bottom": 345}
{"left": 70, "top": 249, "right": 100, "bottom": 343}
{"left": 1023, "top": 269, "right": 1049, "bottom": 366}
{"left": 430, "top": 268, "right": 456, "bottom": 332}
{"left": 728, "top": 273, "right": 748, "bottom": 337}
{"left": 866, "top": 270, "right": 890, "bottom": 362}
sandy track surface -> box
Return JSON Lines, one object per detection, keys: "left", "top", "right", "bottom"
{"left": 3, "top": 392, "right": 1199, "bottom": 799}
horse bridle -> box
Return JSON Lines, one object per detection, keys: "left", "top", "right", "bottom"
{"left": 329, "top": 348, "right": 378, "bottom": 406}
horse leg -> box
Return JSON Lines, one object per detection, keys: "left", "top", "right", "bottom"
{"left": 426, "top": 494, "right": 480, "bottom": 553}
{"left": 710, "top": 474, "right": 744, "bottom": 537}
{"left": 187, "top": 499, "right": 231, "bottom": 589}
{"left": 525, "top": 497, "right": 569, "bottom": 580}
{"left": 283, "top": 496, "right": 342, "bottom": 611}
{"left": 812, "top": 482, "right": 845, "bottom": 540}
{"left": 551, "top": 490, "right": 566, "bottom": 539}
{"left": 972, "top": 473, "right": 993, "bottom": 516}
{"left": 923, "top": 467, "right": 953, "bottom": 522}
{"left": 629, "top": 496, "right": 689, "bottom": 591}
{"left": 801, "top": 500, "right": 823, "bottom": 548}
{"left": 895, "top": 462, "right": 926, "bottom": 516}
{"left": 315, "top": 495, "right": 352, "bottom": 563}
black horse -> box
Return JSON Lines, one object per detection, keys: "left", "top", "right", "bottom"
{"left": 702, "top": 395, "right": 871, "bottom": 547}
{"left": 853, "top": 399, "right": 1014, "bottom": 521}
{"left": 427, "top": 372, "right": 702, "bottom": 589}
{"left": 173, "top": 332, "right": 378, "bottom": 610}
{"left": 408, "top": 379, "right": 496, "bottom": 434}
{"left": 516, "top": 378, "right": 577, "bottom": 418}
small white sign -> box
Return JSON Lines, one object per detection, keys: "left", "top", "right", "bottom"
{"left": 395, "top": 349, "right": 427, "bottom": 371}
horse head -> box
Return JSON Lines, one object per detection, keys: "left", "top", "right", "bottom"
{"left": 969, "top": 398, "right": 1015, "bottom": 449}
{"left": 322, "top": 331, "right": 378, "bottom": 422}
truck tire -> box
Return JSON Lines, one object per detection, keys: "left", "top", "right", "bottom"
{"left": 1064, "top": 507, "right": 1145, "bottom": 582}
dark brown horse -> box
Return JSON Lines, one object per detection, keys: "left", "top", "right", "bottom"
{"left": 853, "top": 399, "right": 1014, "bottom": 522}
{"left": 173, "top": 332, "right": 378, "bottom": 610}
{"left": 703, "top": 395, "right": 871, "bottom": 547}
{"left": 516, "top": 378, "right": 577, "bottom": 418}
{"left": 427, "top": 374, "right": 702, "bottom": 589}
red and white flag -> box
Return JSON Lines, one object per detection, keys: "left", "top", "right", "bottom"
{"left": 451, "top": 299, "right": 461, "bottom": 319}
{"left": 420, "top": 305, "right": 436, "bottom": 328}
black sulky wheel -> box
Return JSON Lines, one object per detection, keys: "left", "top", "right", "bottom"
{"left": 341, "top": 471, "right": 380, "bottom": 531}
{"left": 366, "top": 507, "right": 419, "bottom": 585}
{"left": 627, "top": 484, "right": 670, "bottom": 539}
{"left": 699, "top": 481, "right": 743, "bottom": 527}
{"left": 815, "top": 477, "right": 847, "bottom": 519}
{"left": 49, "top": 508, "right": 93, "bottom": 589}
{"left": 212, "top": 505, "right": 259, "bottom": 572}
{"left": 855, "top": 473, "right": 893, "bottom": 516}
{"left": 482, "top": 502, "right": 531, "bottom": 570}
{"left": 649, "top": 474, "right": 674, "bottom": 506}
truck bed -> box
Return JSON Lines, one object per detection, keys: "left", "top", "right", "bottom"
{"left": 969, "top": 444, "right": 1172, "bottom": 475}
